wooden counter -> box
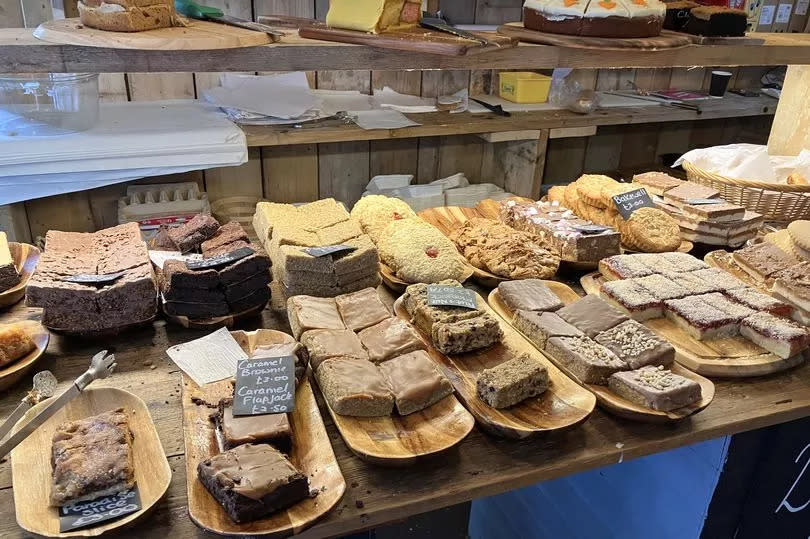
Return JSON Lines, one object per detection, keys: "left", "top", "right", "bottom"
{"left": 1, "top": 284, "right": 809, "bottom": 538}
{"left": 2, "top": 28, "right": 810, "bottom": 73}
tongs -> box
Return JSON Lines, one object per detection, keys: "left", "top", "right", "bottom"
{"left": 0, "top": 350, "right": 117, "bottom": 458}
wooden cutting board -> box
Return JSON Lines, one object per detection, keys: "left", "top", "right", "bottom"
{"left": 497, "top": 22, "right": 692, "bottom": 50}
{"left": 33, "top": 17, "right": 272, "bottom": 50}
{"left": 299, "top": 24, "right": 517, "bottom": 56}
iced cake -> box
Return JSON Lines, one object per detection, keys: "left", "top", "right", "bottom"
{"left": 664, "top": 296, "right": 738, "bottom": 340}
{"left": 633, "top": 273, "right": 690, "bottom": 301}
{"left": 513, "top": 310, "right": 584, "bottom": 349}
{"left": 771, "top": 262, "right": 810, "bottom": 313}
{"left": 600, "top": 279, "right": 663, "bottom": 320}
{"left": 732, "top": 242, "right": 796, "bottom": 281}
{"left": 522, "top": 0, "right": 666, "bottom": 38}
{"left": 725, "top": 287, "right": 793, "bottom": 318}
{"left": 599, "top": 254, "right": 655, "bottom": 281}
{"left": 740, "top": 312, "right": 809, "bottom": 359}
{"left": 497, "top": 279, "right": 564, "bottom": 312}
{"left": 545, "top": 335, "right": 627, "bottom": 384}
{"left": 690, "top": 267, "right": 747, "bottom": 292}
{"left": 556, "top": 295, "right": 629, "bottom": 338}
{"left": 595, "top": 319, "right": 674, "bottom": 369}
{"left": 608, "top": 366, "right": 701, "bottom": 411}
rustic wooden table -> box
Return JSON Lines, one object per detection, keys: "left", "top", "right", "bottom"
{"left": 1, "top": 285, "right": 809, "bottom": 538}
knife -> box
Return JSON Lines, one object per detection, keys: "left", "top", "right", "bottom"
{"left": 0, "top": 371, "right": 57, "bottom": 443}
{"left": 0, "top": 350, "right": 116, "bottom": 459}
{"left": 471, "top": 97, "right": 511, "bottom": 117}
{"left": 421, "top": 13, "right": 489, "bottom": 45}
{"left": 175, "top": 0, "right": 286, "bottom": 40}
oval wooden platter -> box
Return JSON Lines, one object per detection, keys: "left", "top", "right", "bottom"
{"left": 621, "top": 240, "right": 694, "bottom": 255}
{"left": 379, "top": 262, "right": 474, "bottom": 293}
{"left": 182, "top": 329, "right": 346, "bottom": 537}
{"left": 580, "top": 272, "right": 807, "bottom": 377}
{"left": 417, "top": 206, "right": 508, "bottom": 287}
{"left": 488, "top": 284, "right": 715, "bottom": 423}
{"left": 11, "top": 387, "right": 171, "bottom": 538}
{"left": 0, "top": 242, "right": 40, "bottom": 309}
{"left": 162, "top": 295, "right": 268, "bottom": 330}
{"left": 34, "top": 17, "right": 273, "bottom": 50}
{"left": 392, "top": 294, "right": 596, "bottom": 438}
{"left": 0, "top": 319, "right": 50, "bottom": 392}
{"left": 497, "top": 22, "right": 692, "bottom": 50}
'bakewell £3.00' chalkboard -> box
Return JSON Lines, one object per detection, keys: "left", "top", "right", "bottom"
{"left": 612, "top": 188, "right": 655, "bottom": 219}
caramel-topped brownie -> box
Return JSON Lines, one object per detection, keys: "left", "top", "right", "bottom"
{"left": 732, "top": 242, "right": 796, "bottom": 281}
{"left": 740, "top": 312, "right": 809, "bottom": 359}
{"left": 497, "top": 279, "right": 564, "bottom": 312}
{"left": 600, "top": 279, "right": 664, "bottom": 321}
{"left": 664, "top": 296, "right": 738, "bottom": 340}
{"left": 315, "top": 357, "right": 394, "bottom": 416}
{"left": 50, "top": 408, "right": 135, "bottom": 506}
{"left": 379, "top": 350, "right": 454, "bottom": 415}
{"left": 595, "top": 319, "right": 675, "bottom": 369}
{"left": 690, "top": 267, "right": 748, "bottom": 292}
{"left": 198, "top": 443, "right": 309, "bottom": 523}
{"left": 545, "top": 335, "right": 627, "bottom": 385}
{"left": 608, "top": 366, "right": 701, "bottom": 412}
{"left": 633, "top": 274, "right": 690, "bottom": 301}
{"left": 358, "top": 317, "right": 424, "bottom": 363}
{"left": 513, "top": 310, "right": 583, "bottom": 349}
{"left": 725, "top": 288, "right": 793, "bottom": 318}
{"left": 598, "top": 255, "right": 655, "bottom": 281}
{"left": 476, "top": 353, "right": 549, "bottom": 409}
{"left": 216, "top": 399, "right": 291, "bottom": 452}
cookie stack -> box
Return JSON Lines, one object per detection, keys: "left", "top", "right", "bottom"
{"left": 553, "top": 174, "right": 682, "bottom": 253}
{"left": 787, "top": 221, "right": 810, "bottom": 261}
{"left": 253, "top": 198, "right": 381, "bottom": 307}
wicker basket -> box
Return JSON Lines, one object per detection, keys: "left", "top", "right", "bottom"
{"left": 210, "top": 196, "right": 267, "bottom": 243}
{"left": 682, "top": 161, "right": 810, "bottom": 223}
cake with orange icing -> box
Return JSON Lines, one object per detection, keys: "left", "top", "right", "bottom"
{"left": 523, "top": 0, "right": 666, "bottom": 37}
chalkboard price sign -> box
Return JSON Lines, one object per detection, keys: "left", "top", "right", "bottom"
{"left": 427, "top": 285, "right": 477, "bottom": 310}
{"left": 612, "top": 188, "right": 655, "bottom": 219}
{"left": 59, "top": 487, "right": 141, "bottom": 532}
{"left": 233, "top": 355, "right": 296, "bottom": 416}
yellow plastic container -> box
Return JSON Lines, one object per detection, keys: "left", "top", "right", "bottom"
{"left": 499, "top": 72, "right": 551, "bottom": 104}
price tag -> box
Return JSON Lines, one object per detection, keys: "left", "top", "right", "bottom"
{"left": 303, "top": 244, "right": 357, "bottom": 258}
{"left": 59, "top": 487, "right": 141, "bottom": 532}
{"left": 233, "top": 355, "right": 296, "bottom": 416}
{"left": 186, "top": 246, "right": 254, "bottom": 270}
{"left": 686, "top": 198, "right": 724, "bottom": 205}
{"left": 612, "top": 188, "right": 655, "bottom": 219}
{"left": 61, "top": 272, "right": 124, "bottom": 285}
{"left": 427, "top": 285, "right": 477, "bottom": 310}
{"left": 574, "top": 224, "right": 612, "bottom": 234}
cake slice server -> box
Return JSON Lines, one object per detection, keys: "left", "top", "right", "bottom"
{"left": 0, "top": 350, "right": 116, "bottom": 458}
{"left": 0, "top": 370, "right": 57, "bottom": 443}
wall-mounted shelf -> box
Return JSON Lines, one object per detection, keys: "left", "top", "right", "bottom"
{"left": 2, "top": 28, "right": 810, "bottom": 73}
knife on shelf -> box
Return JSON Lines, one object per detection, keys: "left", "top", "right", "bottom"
{"left": 175, "top": 0, "right": 286, "bottom": 39}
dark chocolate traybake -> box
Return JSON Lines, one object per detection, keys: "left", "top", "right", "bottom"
{"left": 197, "top": 443, "right": 309, "bottom": 523}
{"left": 683, "top": 6, "right": 747, "bottom": 36}
{"left": 523, "top": 5, "right": 664, "bottom": 38}
{"left": 168, "top": 214, "right": 220, "bottom": 253}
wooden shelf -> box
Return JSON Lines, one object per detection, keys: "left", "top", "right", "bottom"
{"left": 244, "top": 94, "right": 777, "bottom": 146}
{"left": 1, "top": 285, "right": 809, "bottom": 538}
{"left": 3, "top": 28, "right": 810, "bottom": 73}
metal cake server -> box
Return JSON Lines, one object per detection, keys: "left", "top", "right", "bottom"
{"left": 0, "top": 350, "right": 116, "bottom": 458}
{"left": 0, "top": 371, "right": 58, "bottom": 443}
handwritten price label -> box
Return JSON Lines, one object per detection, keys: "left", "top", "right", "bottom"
{"left": 59, "top": 487, "right": 141, "bottom": 532}
{"left": 612, "top": 188, "right": 655, "bottom": 219}
{"left": 233, "top": 355, "right": 296, "bottom": 416}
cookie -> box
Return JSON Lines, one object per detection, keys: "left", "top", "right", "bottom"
{"left": 600, "top": 183, "right": 641, "bottom": 209}
{"left": 548, "top": 185, "right": 567, "bottom": 204}
{"left": 620, "top": 207, "right": 681, "bottom": 253}
{"left": 576, "top": 175, "right": 616, "bottom": 209}
{"left": 788, "top": 220, "right": 810, "bottom": 252}
{"left": 563, "top": 183, "right": 580, "bottom": 210}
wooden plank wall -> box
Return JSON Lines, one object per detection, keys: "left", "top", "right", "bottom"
{"left": 0, "top": 0, "right": 775, "bottom": 242}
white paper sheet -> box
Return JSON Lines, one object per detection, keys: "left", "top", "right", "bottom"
{"left": 166, "top": 327, "right": 247, "bottom": 386}
{"left": 203, "top": 72, "right": 321, "bottom": 119}
{"left": 351, "top": 109, "right": 420, "bottom": 130}
{"left": 148, "top": 250, "right": 202, "bottom": 270}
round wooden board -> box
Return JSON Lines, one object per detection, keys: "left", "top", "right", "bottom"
{"left": 11, "top": 387, "right": 172, "bottom": 538}
{"left": 162, "top": 297, "right": 267, "bottom": 330}
{"left": 621, "top": 240, "right": 693, "bottom": 254}
{"left": 183, "top": 329, "right": 346, "bottom": 536}
{"left": 33, "top": 17, "right": 271, "bottom": 50}
{"left": 393, "top": 294, "right": 597, "bottom": 438}
{"left": 0, "top": 242, "right": 40, "bottom": 310}
{"left": 497, "top": 22, "right": 692, "bottom": 50}
{"left": 0, "top": 319, "right": 49, "bottom": 392}
{"left": 488, "top": 285, "right": 715, "bottom": 422}
{"left": 580, "top": 271, "right": 808, "bottom": 377}
{"left": 379, "top": 263, "right": 474, "bottom": 293}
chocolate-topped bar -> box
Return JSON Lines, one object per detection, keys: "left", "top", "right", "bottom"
{"left": 197, "top": 443, "right": 309, "bottom": 523}
{"left": 740, "top": 312, "right": 809, "bottom": 359}
{"left": 315, "top": 357, "right": 394, "bottom": 416}
{"left": 216, "top": 399, "right": 291, "bottom": 452}
{"left": 662, "top": 182, "right": 721, "bottom": 208}
{"left": 335, "top": 287, "right": 391, "bottom": 331}
{"left": 595, "top": 319, "right": 674, "bottom": 369}
{"left": 431, "top": 313, "right": 503, "bottom": 355}
{"left": 286, "top": 295, "right": 345, "bottom": 339}
{"left": 664, "top": 296, "right": 739, "bottom": 340}
{"left": 513, "top": 310, "right": 583, "bottom": 349}
{"left": 300, "top": 329, "right": 368, "bottom": 370}
{"left": 725, "top": 287, "right": 793, "bottom": 318}
{"left": 732, "top": 242, "right": 796, "bottom": 281}
{"left": 598, "top": 255, "right": 654, "bottom": 281}
{"left": 633, "top": 274, "right": 690, "bottom": 301}
{"left": 476, "top": 353, "right": 549, "bottom": 409}
{"left": 358, "top": 317, "right": 424, "bottom": 363}
{"left": 632, "top": 171, "right": 684, "bottom": 196}
{"left": 682, "top": 202, "right": 745, "bottom": 223}
{"left": 379, "top": 350, "right": 454, "bottom": 415}
{"left": 497, "top": 279, "right": 564, "bottom": 312}
{"left": 690, "top": 267, "right": 747, "bottom": 292}
{"left": 50, "top": 408, "right": 135, "bottom": 506}
{"left": 608, "top": 366, "right": 701, "bottom": 411}
{"left": 557, "top": 295, "right": 629, "bottom": 338}
{"left": 545, "top": 335, "right": 627, "bottom": 384}
{"left": 600, "top": 279, "right": 663, "bottom": 321}
{"left": 169, "top": 214, "right": 220, "bottom": 253}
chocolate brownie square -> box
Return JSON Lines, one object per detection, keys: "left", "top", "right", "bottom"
{"left": 227, "top": 287, "right": 269, "bottom": 313}
{"left": 201, "top": 222, "right": 250, "bottom": 257}
{"left": 216, "top": 399, "right": 291, "bottom": 452}
{"left": 168, "top": 214, "right": 220, "bottom": 253}
{"left": 223, "top": 271, "right": 270, "bottom": 303}
{"left": 219, "top": 249, "right": 271, "bottom": 286}
{"left": 163, "top": 259, "right": 220, "bottom": 289}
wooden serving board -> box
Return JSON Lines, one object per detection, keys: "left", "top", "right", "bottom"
{"left": 622, "top": 240, "right": 694, "bottom": 255}
{"left": 497, "top": 22, "right": 692, "bottom": 50}
{"left": 0, "top": 242, "right": 40, "bottom": 310}
{"left": 12, "top": 387, "right": 171, "bottom": 538}
{"left": 488, "top": 284, "right": 715, "bottom": 422}
{"left": 33, "top": 17, "right": 273, "bottom": 50}
{"left": 182, "top": 329, "right": 346, "bottom": 536}
{"left": 379, "top": 262, "right": 474, "bottom": 293}
{"left": 393, "top": 294, "right": 596, "bottom": 438}
{"left": 678, "top": 32, "right": 765, "bottom": 46}
{"left": 299, "top": 24, "right": 517, "bottom": 57}
{"left": 417, "top": 206, "right": 507, "bottom": 288}
{"left": 580, "top": 272, "right": 807, "bottom": 377}
{"left": 0, "top": 319, "right": 49, "bottom": 392}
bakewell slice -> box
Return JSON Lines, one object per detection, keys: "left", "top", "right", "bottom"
{"left": 740, "top": 312, "right": 809, "bottom": 359}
